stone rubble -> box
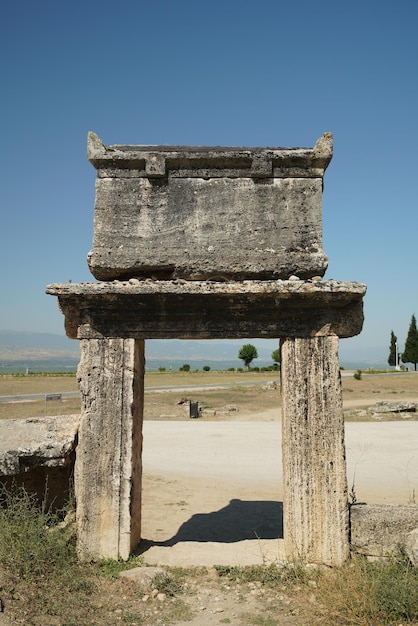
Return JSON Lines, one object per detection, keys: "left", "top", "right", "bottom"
{"left": 0, "top": 415, "right": 79, "bottom": 510}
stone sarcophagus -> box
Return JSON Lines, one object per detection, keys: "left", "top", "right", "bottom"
{"left": 87, "top": 132, "right": 332, "bottom": 281}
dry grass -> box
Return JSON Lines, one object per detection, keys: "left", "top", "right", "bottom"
{"left": 0, "top": 370, "right": 274, "bottom": 396}
{"left": 342, "top": 371, "right": 418, "bottom": 405}
{"left": 144, "top": 384, "right": 280, "bottom": 420}
{"left": 0, "top": 396, "right": 81, "bottom": 420}
{"left": 0, "top": 373, "right": 78, "bottom": 395}
{"left": 145, "top": 370, "right": 278, "bottom": 388}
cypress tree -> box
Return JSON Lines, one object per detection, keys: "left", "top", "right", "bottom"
{"left": 388, "top": 331, "right": 398, "bottom": 367}
{"left": 402, "top": 314, "right": 418, "bottom": 371}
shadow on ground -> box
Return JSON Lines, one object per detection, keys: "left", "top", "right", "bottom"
{"left": 138, "top": 498, "right": 283, "bottom": 553}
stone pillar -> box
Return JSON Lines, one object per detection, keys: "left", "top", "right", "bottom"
{"left": 280, "top": 336, "right": 349, "bottom": 565}
{"left": 75, "top": 337, "right": 144, "bottom": 560}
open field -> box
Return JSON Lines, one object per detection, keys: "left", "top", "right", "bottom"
{"left": 0, "top": 370, "right": 417, "bottom": 420}
{"left": 0, "top": 371, "right": 279, "bottom": 420}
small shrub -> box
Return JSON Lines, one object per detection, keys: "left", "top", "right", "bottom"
{"left": 158, "top": 367, "right": 166, "bottom": 372}
{"left": 214, "top": 563, "right": 306, "bottom": 587}
{"left": 151, "top": 571, "right": 183, "bottom": 596}
{"left": 0, "top": 486, "right": 95, "bottom": 620}
{"left": 202, "top": 365, "right": 211, "bottom": 371}
{"left": 354, "top": 369, "right": 362, "bottom": 380}
{"left": 373, "top": 553, "right": 418, "bottom": 621}
{"left": 0, "top": 487, "right": 75, "bottom": 580}
{"left": 179, "top": 364, "right": 190, "bottom": 372}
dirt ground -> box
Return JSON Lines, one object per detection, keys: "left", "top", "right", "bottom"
{"left": 137, "top": 373, "right": 418, "bottom": 556}
{"left": 139, "top": 418, "right": 418, "bottom": 568}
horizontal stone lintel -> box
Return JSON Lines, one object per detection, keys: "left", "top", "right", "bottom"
{"left": 87, "top": 131, "right": 333, "bottom": 178}
{"left": 46, "top": 279, "right": 366, "bottom": 340}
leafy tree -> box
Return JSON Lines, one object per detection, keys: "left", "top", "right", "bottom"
{"left": 402, "top": 314, "right": 418, "bottom": 371}
{"left": 388, "top": 331, "right": 398, "bottom": 367}
{"left": 238, "top": 344, "right": 258, "bottom": 370}
{"left": 202, "top": 365, "right": 211, "bottom": 371}
{"left": 179, "top": 363, "right": 190, "bottom": 372}
{"left": 271, "top": 348, "right": 281, "bottom": 366}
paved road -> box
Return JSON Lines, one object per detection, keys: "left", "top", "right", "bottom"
{"left": 0, "top": 391, "right": 79, "bottom": 402}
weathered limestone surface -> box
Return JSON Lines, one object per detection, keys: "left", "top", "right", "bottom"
{"left": 87, "top": 132, "right": 332, "bottom": 281}
{"left": 280, "top": 336, "right": 349, "bottom": 565}
{"left": 0, "top": 415, "right": 79, "bottom": 475}
{"left": 75, "top": 338, "right": 144, "bottom": 560}
{"left": 350, "top": 504, "right": 418, "bottom": 558}
{"left": 46, "top": 279, "right": 366, "bottom": 340}
{"left": 0, "top": 415, "right": 79, "bottom": 509}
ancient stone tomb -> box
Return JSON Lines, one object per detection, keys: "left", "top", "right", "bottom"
{"left": 47, "top": 132, "right": 366, "bottom": 566}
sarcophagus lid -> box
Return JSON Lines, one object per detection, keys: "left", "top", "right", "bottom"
{"left": 87, "top": 132, "right": 332, "bottom": 281}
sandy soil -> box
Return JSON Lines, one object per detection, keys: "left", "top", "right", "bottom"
{"left": 138, "top": 412, "right": 418, "bottom": 568}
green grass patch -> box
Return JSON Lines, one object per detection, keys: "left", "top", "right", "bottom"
{"left": 94, "top": 555, "right": 145, "bottom": 578}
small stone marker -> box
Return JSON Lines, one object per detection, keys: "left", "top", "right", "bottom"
{"left": 189, "top": 401, "right": 200, "bottom": 419}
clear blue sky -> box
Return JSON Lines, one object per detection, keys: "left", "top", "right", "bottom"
{"left": 1, "top": 0, "right": 417, "bottom": 364}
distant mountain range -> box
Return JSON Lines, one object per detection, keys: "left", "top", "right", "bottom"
{"left": 0, "top": 330, "right": 391, "bottom": 372}
{"left": 0, "top": 331, "right": 80, "bottom": 358}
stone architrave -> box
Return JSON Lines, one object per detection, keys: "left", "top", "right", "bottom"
{"left": 75, "top": 337, "right": 144, "bottom": 560}
{"left": 280, "top": 336, "right": 349, "bottom": 565}
{"left": 47, "top": 279, "right": 365, "bottom": 340}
